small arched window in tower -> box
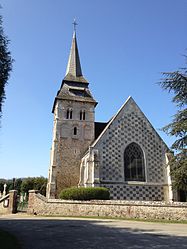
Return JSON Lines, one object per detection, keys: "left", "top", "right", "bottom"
{"left": 124, "top": 142, "right": 145, "bottom": 181}
{"left": 70, "top": 109, "right": 73, "bottom": 119}
{"left": 73, "top": 127, "right": 77, "bottom": 136}
{"left": 83, "top": 110, "right": 86, "bottom": 120}
{"left": 80, "top": 110, "right": 86, "bottom": 120}
{"left": 80, "top": 110, "right": 83, "bottom": 120}
{"left": 66, "top": 109, "right": 70, "bottom": 119}
{"left": 67, "top": 108, "right": 73, "bottom": 119}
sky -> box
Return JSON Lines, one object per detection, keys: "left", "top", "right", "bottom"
{"left": 0, "top": 0, "right": 186, "bottom": 179}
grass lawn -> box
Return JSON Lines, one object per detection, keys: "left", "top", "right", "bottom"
{"left": 0, "top": 229, "right": 21, "bottom": 249}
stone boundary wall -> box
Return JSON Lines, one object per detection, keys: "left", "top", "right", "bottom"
{"left": 0, "top": 190, "right": 17, "bottom": 214}
{"left": 28, "top": 190, "right": 187, "bottom": 221}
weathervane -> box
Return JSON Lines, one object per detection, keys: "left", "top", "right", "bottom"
{"left": 72, "top": 18, "right": 78, "bottom": 32}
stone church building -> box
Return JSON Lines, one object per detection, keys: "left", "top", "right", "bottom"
{"left": 47, "top": 29, "right": 173, "bottom": 201}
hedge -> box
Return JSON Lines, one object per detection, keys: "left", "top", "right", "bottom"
{"left": 59, "top": 187, "right": 110, "bottom": 200}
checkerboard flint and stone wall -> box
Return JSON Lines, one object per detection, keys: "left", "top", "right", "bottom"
{"left": 101, "top": 184, "right": 164, "bottom": 201}
{"left": 93, "top": 98, "right": 169, "bottom": 201}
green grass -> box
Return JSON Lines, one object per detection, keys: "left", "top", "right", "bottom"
{"left": 0, "top": 229, "right": 21, "bottom": 249}
{"left": 41, "top": 214, "right": 187, "bottom": 224}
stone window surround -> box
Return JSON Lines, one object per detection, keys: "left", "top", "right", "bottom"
{"left": 121, "top": 142, "right": 148, "bottom": 183}
{"left": 66, "top": 108, "right": 73, "bottom": 119}
{"left": 80, "top": 110, "right": 86, "bottom": 120}
{"left": 124, "top": 142, "right": 145, "bottom": 182}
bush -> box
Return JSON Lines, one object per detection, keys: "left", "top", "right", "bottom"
{"left": 59, "top": 187, "right": 110, "bottom": 200}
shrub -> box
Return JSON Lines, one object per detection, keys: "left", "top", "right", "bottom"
{"left": 59, "top": 187, "right": 110, "bottom": 200}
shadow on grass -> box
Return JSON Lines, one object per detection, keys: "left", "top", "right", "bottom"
{"left": 0, "top": 229, "right": 21, "bottom": 249}
{"left": 0, "top": 218, "right": 187, "bottom": 249}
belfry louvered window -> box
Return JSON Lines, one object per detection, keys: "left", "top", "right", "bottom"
{"left": 66, "top": 108, "right": 72, "bottom": 119}
{"left": 124, "top": 143, "right": 145, "bottom": 181}
{"left": 80, "top": 110, "right": 86, "bottom": 120}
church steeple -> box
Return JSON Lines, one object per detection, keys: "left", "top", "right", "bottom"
{"left": 52, "top": 22, "right": 97, "bottom": 113}
{"left": 64, "top": 21, "right": 88, "bottom": 83}
{"left": 47, "top": 22, "right": 97, "bottom": 198}
{"left": 65, "top": 31, "right": 83, "bottom": 78}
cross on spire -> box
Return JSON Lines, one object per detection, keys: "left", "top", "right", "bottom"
{"left": 65, "top": 19, "right": 83, "bottom": 78}
{"left": 72, "top": 18, "right": 78, "bottom": 32}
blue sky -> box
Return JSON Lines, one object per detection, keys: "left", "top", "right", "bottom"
{"left": 0, "top": 0, "right": 186, "bottom": 179}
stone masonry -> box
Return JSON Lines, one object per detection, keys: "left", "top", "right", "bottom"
{"left": 47, "top": 31, "right": 97, "bottom": 198}
{"left": 80, "top": 97, "right": 172, "bottom": 201}
{"left": 47, "top": 27, "right": 173, "bottom": 201}
{"left": 28, "top": 191, "right": 187, "bottom": 221}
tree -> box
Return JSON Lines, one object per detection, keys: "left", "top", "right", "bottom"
{"left": 159, "top": 61, "right": 187, "bottom": 194}
{"left": 21, "top": 177, "right": 35, "bottom": 194}
{"left": 0, "top": 178, "right": 23, "bottom": 195}
{"left": 0, "top": 177, "right": 47, "bottom": 196}
{"left": 33, "top": 177, "right": 47, "bottom": 196}
{"left": 21, "top": 177, "right": 47, "bottom": 196}
{"left": 14, "top": 178, "right": 23, "bottom": 194}
{"left": 0, "top": 12, "right": 13, "bottom": 117}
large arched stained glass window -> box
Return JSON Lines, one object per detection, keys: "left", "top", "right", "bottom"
{"left": 124, "top": 143, "right": 145, "bottom": 181}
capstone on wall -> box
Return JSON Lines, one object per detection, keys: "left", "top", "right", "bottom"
{"left": 28, "top": 192, "right": 187, "bottom": 221}
{"left": 0, "top": 191, "right": 17, "bottom": 214}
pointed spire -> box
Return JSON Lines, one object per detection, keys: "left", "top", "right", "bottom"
{"left": 65, "top": 30, "right": 83, "bottom": 78}
{"left": 63, "top": 20, "right": 88, "bottom": 83}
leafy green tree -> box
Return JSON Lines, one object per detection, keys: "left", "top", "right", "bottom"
{"left": 0, "top": 12, "right": 13, "bottom": 117}
{"left": 21, "top": 177, "right": 47, "bottom": 196}
{"left": 21, "top": 177, "right": 35, "bottom": 194}
{"left": 14, "top": 178, "right": 23, "bottom": 194}
{"left": 159, "top": 61, "right": 187, "bottom": 194}
{"left": 33, "top": 177, "right": 47, "bottom": 196}
{"left": 0, "top": 177, "right": 47, "bottom": 196}
{"left": 0, "top": 179, "right": 5, "bottom": 192}
{"left": 0, "top": 179, "right": 15, "bottom": 193}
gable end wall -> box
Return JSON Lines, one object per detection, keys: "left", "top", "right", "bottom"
{"left": 93, "top": 98, "right": 169, "bottom": 201}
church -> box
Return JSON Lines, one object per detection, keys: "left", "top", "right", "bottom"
{"left": 46, "top": 26, "right": 173, "bottom": 202}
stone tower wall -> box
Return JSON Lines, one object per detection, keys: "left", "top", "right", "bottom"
{"left": 47, "top": 99, "right": 95, "bottom": 198}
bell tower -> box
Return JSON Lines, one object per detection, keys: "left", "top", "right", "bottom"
{"left": 47, "top": 24, "right": 97, "bottom": 198}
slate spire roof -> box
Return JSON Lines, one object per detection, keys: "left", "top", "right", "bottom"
{"left": 63, "top": 30, "right": 88, "bottom": 83}
{"left": 52, "top": 26, "right": 97, "bottom": 113}
{"left": 65, "top": 31, "right": 82, "bottom": 77}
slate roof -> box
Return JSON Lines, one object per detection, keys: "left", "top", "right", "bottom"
{"left": 52, "top": 31, "right": 97, "bottom": 112}
{"left": 95, "top": 122, "right": 108, "bottom": 139}
{"left": 64, "top": 31, "right": 88, "bottom": 83}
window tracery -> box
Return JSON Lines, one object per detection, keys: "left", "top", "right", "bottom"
{"left": 124, "top": 142, "right": 145, "bottom": 181}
